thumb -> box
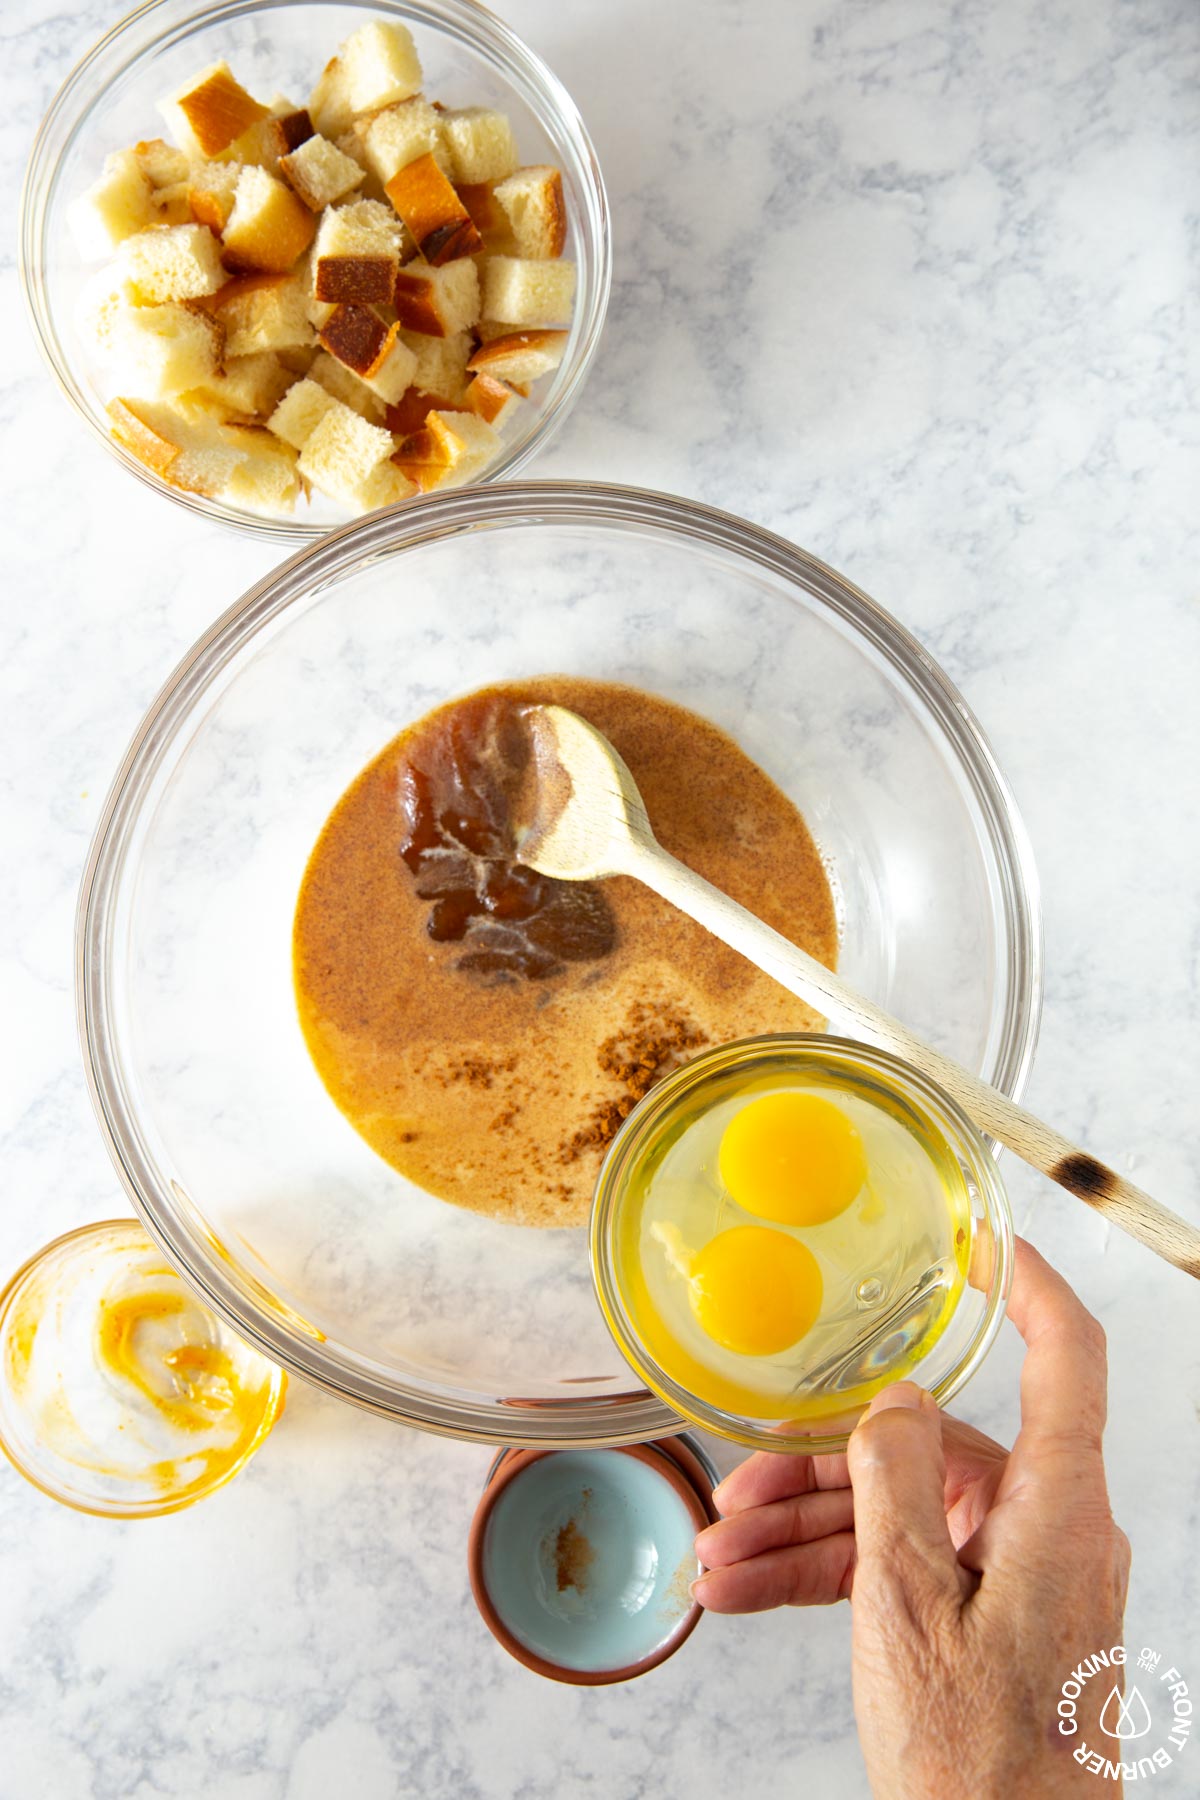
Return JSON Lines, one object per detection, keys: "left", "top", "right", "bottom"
{"left": 847, "top": 1383, "right": 965, "bottom": 1608}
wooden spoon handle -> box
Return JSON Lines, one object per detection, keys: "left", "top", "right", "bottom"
{"left": 628, "top": 840, "right": 1200, "bottom": 1280}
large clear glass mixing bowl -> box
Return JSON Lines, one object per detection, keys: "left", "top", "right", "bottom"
{"left": 77, "top": 483, "right": 1042, "bottom": 1445}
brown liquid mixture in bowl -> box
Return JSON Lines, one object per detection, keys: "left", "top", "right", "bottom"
{"left": 293, "top": 678, "right": 837, "bottom": 1226}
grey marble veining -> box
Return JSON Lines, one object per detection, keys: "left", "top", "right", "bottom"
{"left": 1, "top": 1, "right": 1198, "bottom": 1796}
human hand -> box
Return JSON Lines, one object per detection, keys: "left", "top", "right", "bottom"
{"left": 696, "top": 1239, "right": 1129, "bottom": 1798}
{"left": 694, "top": 1412, "right": 1008, "bottom": 1612}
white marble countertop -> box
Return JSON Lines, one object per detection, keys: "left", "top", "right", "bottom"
{"left": 2, "top": 0, "right": 1198, "bottom": 1794}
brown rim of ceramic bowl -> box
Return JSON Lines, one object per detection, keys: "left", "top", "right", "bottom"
{"left": 468, "top": 1442, "right": 711, "bottom": 1686}
{"left": 483, "top": 1436, "right": 720, "bottom": 1525}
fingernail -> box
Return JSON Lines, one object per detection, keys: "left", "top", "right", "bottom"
{"left": 710, "top": 1478, "right": 729, "bottom": 1508}
{"left": 689, "top": 1577, "right": 710, "bottom": 1605}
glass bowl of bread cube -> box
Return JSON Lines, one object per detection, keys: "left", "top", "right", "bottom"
{"left": 21, "top": 0, "right": 609, "bottom": 536}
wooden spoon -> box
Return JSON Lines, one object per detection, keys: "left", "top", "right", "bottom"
{"left": 516, "top": 704, "right": 1200, "bottom": 1281}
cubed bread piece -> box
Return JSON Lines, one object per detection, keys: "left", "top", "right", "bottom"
{"left": 107, "top": 395, "right": 181, "bottom": 476}
{"left": 134, "top": 138, "right": 191, "bottom": 188}
{"left": 84, "top": 269, "right": 140, "bottom": 355}
{"left": 357, "top": 96, "right": 450, "bottom": 185}
{"left": 314, "top": 253, "right": 394, "bottom": 305}
{"left": 222, "top": 166, "right": 316, "bottom": 273}
{"left": 182, "top": 351, "right": 293, "bottom": 420}
{"left": 217, "top": 115, "right": 282, "bottom": 173}
{"left": 457, "top": 183, "right": 518, "bottom": 252}
{"left": 333, "top": 129, "right": 386, "bottom": 200}
{"left": 108, "top": 395, "right": 251, "bottom": 494}
{"left": 384, "top": 387, "right": 454, "bottom": 434}
{"left": 439, "top": 108, "right": 518, "bottom": 186}
{"left": 308, "top": 294, "right": 335, "bottom": 332}
{"left": 309, "top": 350, "right": 386, "bottom": 422}
{"left": 273, "top": 107, "right": 316, "bottom": 153}
{"left": 464, "top": 370, "right": 524, "bottom": 427}
{"left": 340, "top": 20, "right": 423, "bottom": 113}
{"left": 280, "top": 133, "right": 364, "bottom": 210}
{"left": 278, "top": 343, "right": 318, "bottom": 375}
{"left": 158, "top": 61, "right": 268, "bottom": 159}
{"left": 121, "top": 223, "right": 226, "bottom": 301}
{"left": 392, "top": 255, "right": 479, "bottom": 337}
{"left": 267, "top": 376, "right": 338, "bottom": 448}
{"left": 187, "top": 160, "right": 242, "bottom": 233}
{"left": 352, "top": 458, "right": 418, "bottom": 511}
{"left": 71, "top": 150, "right": 155, "bottom": 254}
{"left": 467, "top": 328, "right": 568, "bottom": 384}
{"left": 473, "top": 319, "right": 519, "bottom": 343}
{"left": 308, "top": 56, "right": 355, "bottom": 140}
{"left": 428, "top": 407, "right": 501, "bottom": 475}
{"left": 391, "top": 407, "right": 500, "bottom": 490}
{"left": 314, "top": 197, "right": 408, "bottom": 263}
{"left": 298, "top": 400, "right": 395, "bottom": 504}
{"left": 312, "top": 207, "right": 398, "bottom": 305}
{"left": 358, "top": 333, "right": 418, "bottom": 405}
{"left": 152, "top": 180, "right": 195, "bottom": 225}
{"left": 481, "top": 254, "right": 575, "bottom": 325}
{"left": 107, "top": 299, "right": 225, "bottom": 397}
{"left": 401, "top": 328, "right": 474, "bottom": 403}
{"left": 493, "top": 165, "right": 567, "bottom": 259}
{"left": 218, "top": 105, "right": 312, "bottom": 172}
{"left": 319, "top": 303, "right": 398, "bottom": 379}
{"left": 387, "top": 425, "right": 444, "bottom": 491}
{"left": 213, "top": 270, "right": 316, "bottom": 355}
{"left": 384, "top": 154, "right": 481, "bottom": 264}
{"left": 222, "top": 425, "right": 300, "bottom": 512}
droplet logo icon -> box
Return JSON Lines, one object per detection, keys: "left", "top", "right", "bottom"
{"left": 1099, "top": 1684, "right": 1152, "bottom": 1740}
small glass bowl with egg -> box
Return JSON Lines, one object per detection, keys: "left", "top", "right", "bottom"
{"left": 591, "top": 1035, "right": 1013, "bottom": 1454}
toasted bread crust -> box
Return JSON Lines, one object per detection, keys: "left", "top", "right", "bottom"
{"left": 176, "top": 66, "right": 268, "bottom": 159}
{"left": 464, "top": 370, "right": 519, "bottom": 424}
{"left": 389, "top": 425, "right": 448, "bottom": 490}
{"left": 276, "top": 108, "right": 315, "bottom": 153}
{"left": 314, "top": 253, "right": 394, "bottom": 304}
{"left": 108, "top": 397, "right": 180, "bottom": 475}
{"left": 384, "top": 154, "right": 482, "bottom": 265}
{"left": 188, "top": 190, "right": 232, "bottom": 234}
{"left": 392, "top": 268, "right": 446, "bottom": 335}
{"left": 466, "top": 328, "right": 568, "bottom": 383}
{"left": 319, "top": 303, "right": 397, "bottom": 377}
{"left": 494, "top": 165, "right": 566, "bottom": 258}
{"left": 383, "top": 387, "right": 461, "bottom": 434}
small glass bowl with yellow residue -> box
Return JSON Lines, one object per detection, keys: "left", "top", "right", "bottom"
{"left": 591, "top": 1035, "right": 1013, "bottom": 1454}
{"left": 0, "top": 1219, "right": 285, "bottom": 1517}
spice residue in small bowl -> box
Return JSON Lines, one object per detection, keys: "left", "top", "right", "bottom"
{"left": 550, "top": 1486, "right": 596, "bottom": 1593}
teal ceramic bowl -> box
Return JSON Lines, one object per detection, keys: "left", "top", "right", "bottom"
{"left": 469, "top": 1440, "right": 716, "bottom": 1684}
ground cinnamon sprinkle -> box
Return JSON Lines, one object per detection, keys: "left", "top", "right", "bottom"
{"left": 554, "top": 1495, "right": 597, "bottom": 1593}
{"left": 558, "top": 1005, "right": 708, "bottom": 1164}
{"left": 439, "top": 1053, "right": 518, "bottom": 1090}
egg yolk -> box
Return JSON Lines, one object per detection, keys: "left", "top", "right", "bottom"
{"left": 719, "top": 1092, "right": 867, "bottom": 1227}
{"left": 688, "top": 1226, "right": 823, "bottom": 1356}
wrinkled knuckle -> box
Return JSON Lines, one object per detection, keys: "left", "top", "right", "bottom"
{"left": 1078, "top": 1311, "right": 1108, "bottom": 1364}
{"left": 851, "top": 1408, "right": 922, "bottom": 1468}
{"left": 854, "top": 1560, "right": 956, "bottom": 1660}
